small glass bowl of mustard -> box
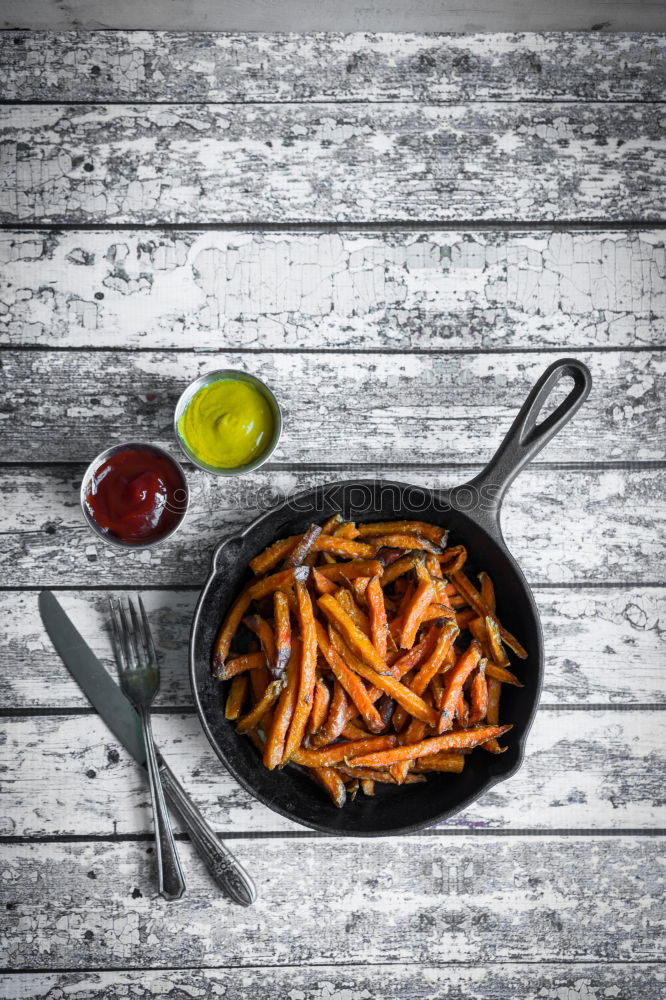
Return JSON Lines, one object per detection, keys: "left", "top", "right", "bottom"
{"left": 174, "top": 370, "right": 282, "bottom": 476}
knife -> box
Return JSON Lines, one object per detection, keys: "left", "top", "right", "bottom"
{"left": 39, "top": 589, "right": 256, "bottom": 906}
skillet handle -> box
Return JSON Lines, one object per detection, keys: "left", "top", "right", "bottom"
{"left": 463, "top": 358, "right": 592, "bottom": 528}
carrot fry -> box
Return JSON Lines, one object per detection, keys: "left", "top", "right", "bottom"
{"left": 412, "top": 753, "right": 466, "bottom": 773}
{"left": 212, "top": 589, "right": 252, "bottom": 674}
{"left": 283, "top": 523, "right": 322, "bottom": 568}
{"left": 322, "top": 513, "right": 343, "bottom": 533}
{"left": 333, "top": 521, "right": 360, "bottom": 539}
{"left": 366, "top": 575, "right": 388, "bottom": 658}
{"left": 272, "top": 591, "right": 292, "bottom": 677}
{"left": 236, "top": 678, "right": 286, "bottom": 735}
{"left": 361, "top": 779, "right": 375, "bottom": 796}
{"left": 483, "top": 676, "right": 507, "bottom": 754}
{"left": 215, "top": 651, "right": 267, "bottom": 681}
{"left": 438, "top": 545, "right": 467, "bottom": 573}
{"left": 314, "top": 537, "right": 375, "bottom": 559}
{"left": 439, "top": 641, "right": 483, "bottom": 732}
{"left": 307, "top": 677, "right": 331, "bottom": 736}
{"left": 478, "top": 572, "right": 496, "bottom": 612}
{"left": 485, "top": 615, "right": 510, "bottom": 668}
{"left": 263, "top": 641, "right": 301, "bottom": 769}
{"left": 225, "top": 675, "right": 249, "bottom": 719}
{"left": 243, "top": 614, "right": 277, "bottom": 671}
{"left": 311, "top": 678, "right": 351, "bottom": 747}
{"left": 312, "top": 567, "right": 338, "bottom": 595}
{"left": 468, "top": 659, "right": 488, "bottom": 725}
{"left": 311, "top": 766, "right": 346, "bottom": 808}
{"left": 334, "top": 587, "right": 371, "bottom": 636}
{"left": 346, "top": 724, "right": 512, "bottom": 767}
{"left": 357, "top": 521, "right": 448, "bottom": 546}
{"left": 329, "top": 628, "right": 440, "bottom": 727}
{"left": 341, "top": 720, "right": 371, "bottom": 740}
{"left": 399, "top": 562, "right": 436, "bottom": 649}
{"left": 292, "top": 734, "right": 398, "bottom": 768}
{"left": 381, "top": 551, "right": 423, "bottom": 587}
{"left": 249, "top": 535, "right": 300, "bottom": 575}
{"left": 316, "top": 623, "right": 384, "bottom": 733}
{"left": 318, "top": 593, "right": 387, "bottom": 673}
{"left": 370, "top": 533, "right": 444, "bottom": 555}
{"left": 486, "top": 662, "right": 523, "bottom": 686}
{"left": 316, "top": 559, "right": 383, "bottom": 581}
{"left": 282, "top": 581, "right": 319, "bottom": 763}
{"left": 248, "top": 566, "right": 310, "bottom": 600}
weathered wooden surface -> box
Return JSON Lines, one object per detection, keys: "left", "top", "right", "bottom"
{"left": 2, "top": 351, "right": 663, "bottom": 463}
{"left": 4, "top": 586, "right": 664, "bottom": 709}
{"left": 2, "top": 837, "right": 664, "bottom": 968}
{"left": 2, "top": 33, "right": 665, "bottom": 103}
{"left": 2, "top": 465, "right": 663, "bottom": 586}
{"left": 3, "top": 2, "right": 666, "bottom": 33}
{"left": 2, "top": 229, "right": 663, "bottom": 350}
{"left": 2, "top": 709, "right": 664, "bottom": 836}
{"left": 2, "top": 103, "right": 665, "bottom": 224}
{"left": 3, "top": 964, "right": 664, "bottom": 1000}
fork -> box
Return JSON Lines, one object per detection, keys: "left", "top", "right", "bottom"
{"left": 109, "top": 595, "right": 187, "bottom": 900}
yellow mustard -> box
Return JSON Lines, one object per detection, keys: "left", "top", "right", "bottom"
{"left": 178, "top": 378, "right": 274, "bottom": 469}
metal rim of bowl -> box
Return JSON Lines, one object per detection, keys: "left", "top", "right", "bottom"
{"left": 173, "top": 369, "right": 283, "bottom": 477}
{"left": 80, "top": 441, "right": 190, "bottom": 549}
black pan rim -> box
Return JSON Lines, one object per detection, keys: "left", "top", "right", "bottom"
{"left": 189, "top": 476, "right": 544, "bottom": 837}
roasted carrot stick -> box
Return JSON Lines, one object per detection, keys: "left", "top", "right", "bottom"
{"left": 243, "top": 615, "right": 277, "bottom": 670}
{"left": 215, "top": 651, "right": 267, "bottom": 681}
{"left": 314, "top": 537, "right": 374, "bottom": 559}
{"left": 292, "top": 734, "right": 398, "bottom": 768}
{"left": 369, "top": 534, "right": 443, "bottom": 555}
{"left": 346, "top": 724, "right": 512, "bottom": 767}
{"left": 263, "top": 641, "right": 301, "bottom": 769}
{"left": 310, "top": 766, "right": 347, "bottom": 807}
{"left": 225, "top": 675, "right": 249, "bottom": 719}
{"left": 307, "top": 677, "right": 331, "bottom": 735}
{"left": 366, "top": 575, "right": 388, "bottom": 659}
{"left": 468, "top": 659, "right": 488, "bottom": 725}
{"left": 449, "top": 570, "right": 527, "bottom": 659}
{"left": 249, "top": 535, "right": 301, "bottom": 575}
{"left": 316, "top": 559, "right": 383, "bottom": 581}
{"left": 272, "top": 591, "right": 292, "bottom": 677}
{"left": 357, "top": 521, "right": 447, "bottom": 545}
{"left": 412, "top": 752, "right": 466, "bottom": 773}
{"left": 311, "top": 678, "right": 351, "bottom": 747}
{"left": 380, "top": 551, "right": 423, "bottom": 587}
{"left": 212, "top": 589, "right": 252, "bottom": 674}
{"left": 482, "top": 676, "right": 507, "bottom": 755}
{"left": 282, "top": 581, "right": 318, "bottom": 763}
{"left": 236, "top": 678, "right": 286, "bottom": 735}
{"left": 400, "top": 562, "right": 436, "bottom": 649}
{"left": 248, "top": 566, "right": 310, "bottom": 601}
{"left": 283, "top": 523, "right": 322, "bottom": 568}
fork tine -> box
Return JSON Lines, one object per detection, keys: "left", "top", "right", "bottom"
{"left": 108, "top": 596, "right": 128, "bottom": 673}
{"left": 118, "top": 597, "right": 139, "bottom": 670}
{"left": 137, "top": 595, "right": 158, "bottom": 664}
{"left": 128, "top": 597, "right": 148, "bottom": 663}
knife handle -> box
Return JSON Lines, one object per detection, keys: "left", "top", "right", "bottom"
{"left": 157, "top": 757, "right": 257, "bottom": 906}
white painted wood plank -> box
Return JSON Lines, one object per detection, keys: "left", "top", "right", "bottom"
{"left": 2, "top": 963, "right": 664, "bottom": 1000}
{"left": 2, "top": 229, "right": 663, "bottom": 350}
{"left": 2, "top": 837, "right": 663, "bottom": 968}
{"left": 3, "top": 2, "right": 666, "bottom": 33}
{"left": 2, "top": 465, "right": 663, "bottom": 587}
{"left": 2, "top": 33, "right": 664, "bottom": 102}
{"left": 1, "top": 709, "right": 663, "bottom": 836}
{"left": 1, "top": 104, "right": 664, "bottom": 223}
{"left": 5, "top": 586, "right": 664, "bottom": 710}
{"left": 2, "top": 351, "right": 662, "bottom": 463}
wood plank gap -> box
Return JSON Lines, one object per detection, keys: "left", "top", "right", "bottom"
{"left": 3, "top": 344, "right": 663, "bottom": 356}
{"left": 2, "top": 829, "right": 665, "bottom": 846}
{"left": 2, "top": 220, "right": 665, "bottom": 233}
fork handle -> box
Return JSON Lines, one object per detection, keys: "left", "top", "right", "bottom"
{"left": 157, "top": 757, "right": 257, "bottom": 906}
{"left": 139, "top": 708, "right": 187, "bottom": 900}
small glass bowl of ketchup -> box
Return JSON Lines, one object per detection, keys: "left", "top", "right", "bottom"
{"left": 81, "top": 443, "right": 189, "bottom": 548}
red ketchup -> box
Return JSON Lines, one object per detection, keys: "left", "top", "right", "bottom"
{"left": 84, "top": 446, "right": 188, "bottom": 545}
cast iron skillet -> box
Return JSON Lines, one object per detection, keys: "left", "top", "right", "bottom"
{"left": 191, "top": 358, "right": 592, "bottom": 835}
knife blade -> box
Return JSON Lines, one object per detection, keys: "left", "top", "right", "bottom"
{"left": 39, "top": 589, "right": 256, "bottom": 906}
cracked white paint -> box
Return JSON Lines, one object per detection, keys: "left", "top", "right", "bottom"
{"left": 2, "top": 230, "right": 662, "bottom": 349}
